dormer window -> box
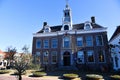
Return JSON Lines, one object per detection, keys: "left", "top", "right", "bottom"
{"left": 44, "top": 26, "right": 51, "bottom": 33}
{"left": 84, "top": 21, "right": 92, "bottom": 30}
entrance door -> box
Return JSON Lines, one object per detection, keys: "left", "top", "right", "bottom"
{"left": 63, "top": 51, "right": 70, "bottom": 66}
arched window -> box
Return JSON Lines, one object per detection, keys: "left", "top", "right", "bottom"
{"left": 64, "top": 25, "right": 69, "bottom": 30}
{"left": 85, "top": 24, "right": 91, "bottom": 30}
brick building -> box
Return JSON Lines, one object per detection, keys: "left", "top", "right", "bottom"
{"left": 32, "top": 3, "right": 110, "bottom": 71}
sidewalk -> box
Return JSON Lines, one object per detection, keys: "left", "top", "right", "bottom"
{"left": 0, "top": 74, "right": 59, "bottom": 80}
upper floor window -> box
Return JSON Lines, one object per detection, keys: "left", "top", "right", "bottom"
{"left": 85, "top": 36, "right": 93, "bottom": 46}
{"left": 77, "top": 37, "right": 83, "bottom": 47}
{"left": 63, "top": 37, "right": 70, "bottom": 48}
{"left": 51, "top": 38, "right": 58, "bottom": 48}
{"left": 36, "top": 39, "right": 41, "bottom": 49}
{"left": 64, "top": 25, "right": 69, "bottom": 30}
{"left": 98, "top": 50, "right": 105, "bottom": 62}
{"left": 87, "top": 50, "right": 94, "bottom": 63}
{"left": 43, "top": 39, "right": 49, "bottom": 48}
{"left": 51, "top": 51, "right": 57, "bottom": 64}
{"left": 96, "top": 35, "right": 103, "bottom": 46}
{"left": 77, "top": 51, "right": 84, "bottom": 63}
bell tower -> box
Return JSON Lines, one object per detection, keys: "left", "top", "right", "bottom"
{"left": 61, "top": 0, "right": 73, "bottom": 31}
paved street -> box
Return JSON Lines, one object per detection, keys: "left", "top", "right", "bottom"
{"left": 0, "top": 74, "right": 59, "bottom": 80}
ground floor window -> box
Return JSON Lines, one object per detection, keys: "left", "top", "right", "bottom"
{"left": 51, "top": 51, "right": 57, "bottom": 64}
{"left": 77, "top": 51, "right": 84, "bottom": 63}
{"left": 87, "top": 50, "right": 94, "bottom": 63}
{"left": 35, "top": 52, "right": 40, "bottom": 64}
{"left": 98, "top": 50, "right": 105, "bottom": 62}
{"left": 43, "top": 52, "right": 49, "bottom": 64}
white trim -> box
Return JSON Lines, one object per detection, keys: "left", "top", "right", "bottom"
{"left": 33, "top": 28, "right": 107, "bottom": 37}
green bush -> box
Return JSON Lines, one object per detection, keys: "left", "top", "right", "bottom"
{"left": 0, "top": 70, "right": 10, "bottom": 74}
{"left": 110, "top": 75, "right": 120, "bottom": 80}
{"left": 63, "top": 73, "right": 79, "bottom": 79}
{"left": 32, "top": 71, "right": 47, "bottom": 77}
{"left": 86, "top": 74, "right": 103, "bottom": 80}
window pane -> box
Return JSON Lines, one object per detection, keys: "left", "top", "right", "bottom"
{"left": 77, "top": 51, "right": 84, "bottom": 63}
{"left": 98, "top": 50, "right": 105, "bottom": 62}
{"left": 43, "top": 52, "right": 48, "bottom": 63}
{"left": 35, "top": 52, "right": 40, "bottom": 63}
{"left": 87, "top": 51, "right": 94, "bottom": 62}
{"left": 96, "top": 35, "right": 103, "bottom": 46}
{"left": 36, "top": 39, "right": 41, "bottom": 49}
{"left": 51, "top": 51, "right": 57, "bottom": 63}
{"left": 51, "top": 38, "right": 58, "bottom": 48}
{"left": 63, "top": 37, "right": 70, "bottom": 48}
{"left": 77, "top": 37, "right": 83, "bottom": 47}
{"left": 86, "top": 36, "right": 93, "bottom": 46}
{"left": 44, "top": 40, "right": 49, "bottom": 48}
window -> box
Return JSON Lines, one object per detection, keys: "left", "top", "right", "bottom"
{"left": 86, "top": 36, "right": 93, "bottom": 46}
{"left": 51, "top": 38, "right": 58, "bottom": 48}
{"left": 51, "top": 51, "right": 57, "bottom": 63}
{"left": 36, "top": 39, "right": 41, "bottom": 49}
{"left": 63, "top": 37, "right": 70, "bottom": 48}
{"left": 35, "top": 52, "right": 40, "bottom": 63}
{"left": 43, "top": 39, "right": 49, "bottom": 48}
{"left": 87, "top": 51, "right": 94, "bottom": 62}
{"left": 64, "top": 25, "right": 69, "bottom": 30}
{"left": 77, "top": 37, "right": 83, "bottom": 47}
{"left": 43, "top": 52, "right": 49, "bottom": 64}
{"left": 98, "top": 50, "right": 105, "bottom": 62}
{"left": 96, "top": 35, "right": 103, "bottom": 46}
{"left": 77, "top": 51, "right": 84, "bottom": 63}
{"left": 45, "top": 28, "right": 49, "bottom": 32}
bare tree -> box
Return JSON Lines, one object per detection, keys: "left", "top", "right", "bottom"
{"left": 12, "top": 45, "right": 30, "bottom": 80}
{"left": 5, "top": 46, "right": 17, "bottom": 68}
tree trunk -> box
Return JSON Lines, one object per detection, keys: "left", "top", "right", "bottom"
{"left": 18, "top": 74, "right": 22, "bottom": 80}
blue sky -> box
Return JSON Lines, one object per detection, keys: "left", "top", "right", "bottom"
{"left": 0, "top": 0, "right": 120, "bottom": 52}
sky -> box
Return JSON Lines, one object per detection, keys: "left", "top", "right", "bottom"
{"left": 0, "top": 0, "right": 120, "bottom": 52}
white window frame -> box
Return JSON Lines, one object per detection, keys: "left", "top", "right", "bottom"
{"left": 36, "top": 39, "right": 41, "bottom": 49}
{"left": 43, "top": 39, "right": 49, "bottom": 48}
{"left": 51, "top": 38, "right": 58, "bottom": 48}
{"left": 77, "top": 51, "right": 84, "bottom": 64}
{"left": 87, "top": 50, "right": 95, "bottom": 63}
{"left": 98, "top": 50, "right": 106, "bottom": 63}
{"left": 51, "top": 51, "right": 57, "bottom": 64}
{"left": 77, "top": 37, "right": 83, "bottom": 47}
{"left": 63, "top": 37, "right": 70, "bottom": 48}
{"left": 85, "top": 36, "right": 93, "bottom": 47}
{"left": 96, "top": 35, "right": 104, "bottom": 46}
{"left": 43, "top": 52, "right": 49, "bottom": 64}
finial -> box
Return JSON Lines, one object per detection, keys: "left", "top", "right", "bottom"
{"left": 65, "top": 0, "right": 69, "bottom": 8}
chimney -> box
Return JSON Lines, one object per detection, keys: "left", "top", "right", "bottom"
{"left": 91, "top": 16, "right": 95, "bottom": 23}
{"left": 43, "top": 22, "right": 47, "bottom": 26}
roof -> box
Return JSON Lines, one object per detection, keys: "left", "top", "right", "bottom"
{"left": 37, "top": 22, "right": 104, "bottom": 33}
{"left": 109, "top": 26, "right": 120, "bottom": 42}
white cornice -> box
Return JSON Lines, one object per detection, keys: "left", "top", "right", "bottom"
{"left": 33, "top": 28, "right": 107, "bottom": 37}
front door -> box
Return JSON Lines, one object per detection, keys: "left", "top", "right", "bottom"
{"left": 63, "top": 51, "right": 70, "bottom": 66}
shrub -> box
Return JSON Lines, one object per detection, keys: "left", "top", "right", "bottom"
{"left": 86, "top": 74, "right": 103, "bottom": 80}
{"left": 110, "top": 75, "right": 120, "bottom": 80}
{"left": 32, "top": 71, "right": 47, "bottom": 77}
{"left": 63, "top": 73, "right": 79, "bottom": 79}
{"left": 13, "top": 71, "right": 26, "bottom": 75}
{"left": 0, "top": 70, "right": 10, "bottom": 74}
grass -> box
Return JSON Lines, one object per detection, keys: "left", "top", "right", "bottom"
{"left": 0, "top": 70, "right": 10, "bottom": 74}
{"left": 63, "top": 73, "right": 79, "bottom": 79}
